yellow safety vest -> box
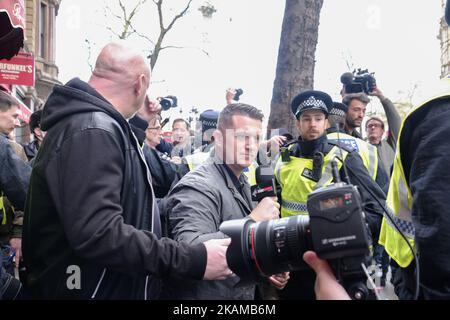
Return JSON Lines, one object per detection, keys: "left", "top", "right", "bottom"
{"left": 184, "top": 151, "right": 212, "bottom": 171}
{"left": 274, "top": 144, "right": 348, "bottom": 218}
{"left": 0, "top": 192, "right": 5, "bottom": 225}
{"left": 379, "top": 91, "right": 450, "bottom": 268}
{"left": 243, "top": 161, "right": 258, "bottom": 187}
{"left": 327, "top": 132, "right": 378, "bottom": 181}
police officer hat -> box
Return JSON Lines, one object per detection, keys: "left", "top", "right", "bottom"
{"left": 291, "top": 90, "right": 332, "bottom": 119}
{"left": 199, "top": 109, "right": 219, "bottom": 132}
{"left": 329, "top": 102, "right": 348, "bottom": 118}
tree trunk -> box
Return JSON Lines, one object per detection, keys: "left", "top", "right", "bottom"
{"left": 267, "top": 0, "right": 324, "bottom": 137}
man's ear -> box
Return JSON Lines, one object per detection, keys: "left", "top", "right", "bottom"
{"left": 213, "top": 129, "right": 223, "bottom": 148}
{"left": 295, "top": 119, "right": 301, "bottom": 134}
{"left": 135, "top": 74, "right": 147, "bottom": 96}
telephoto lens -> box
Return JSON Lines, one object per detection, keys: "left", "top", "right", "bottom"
{"left": 219, "top": 215, "right": 311, "bottom": 284}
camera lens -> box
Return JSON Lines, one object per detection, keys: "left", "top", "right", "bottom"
{"left": 220, "top": 215, "right": 312, "bottom": 283}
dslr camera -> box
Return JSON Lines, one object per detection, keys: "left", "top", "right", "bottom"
{"left": 340, "top": 69, "right": 376, "bottom": 95}
{"left": 220, "top": 161, "right": 373, "bottom": 300}
{"left": 159, "top": 95, "right": 178, "bottom": 111}
{"left": 234, "top": 88, "right": 244, "bottom": 101}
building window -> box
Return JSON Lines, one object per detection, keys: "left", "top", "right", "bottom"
{"left": 39, "top": 2, "right": 47, "bottom": 58}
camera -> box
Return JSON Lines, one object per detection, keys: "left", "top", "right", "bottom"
{"left": 160, "top": 95, "right": 178, "bottom": 111}
{"left": 220, "top": 162, "right": 373, "bottom": 300}
{"left": 340, "top": 69, "right": 376, "bottom": 95}
{"left": 234, "top": 88, "right": 244, "bottom": 101}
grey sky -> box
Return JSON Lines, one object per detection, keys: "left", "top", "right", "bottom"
{"left": 56, "top": 1, "right": 443, "bottom": 127}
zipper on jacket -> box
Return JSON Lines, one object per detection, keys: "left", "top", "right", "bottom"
{"left": 144, "top": 275, "right": 149, "bottom": 300}
{"left": 132, "top": 133, "right": 155, "bottom": 234}
{"left": 91, "top": 268, "right": 106, "bottom": 299}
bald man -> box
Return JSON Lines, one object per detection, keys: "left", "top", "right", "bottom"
{"left": 22, "top": 43, "right": 231, "bottom": 300}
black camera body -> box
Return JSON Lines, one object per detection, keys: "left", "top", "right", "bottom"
{"left": 341, "top": 69, "right": 376, "bottom": 95}
{"left": 220, "top": 178, "right": 372, "bottom": 299}
{"left": 160, "top": 95, "right": 178, "bottom": 111}
{"left": 234, "top": 88, "right": 244, "bottom": 101}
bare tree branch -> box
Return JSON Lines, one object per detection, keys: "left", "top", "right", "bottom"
{"left": 156, "top": 0, "right": 165, "bottom": 33}
{"left": 84, "top": 38, "right": 95, "bottom": 72}
{"left": 129, "top": 0, "right": 147, "bottom": 20}
{"left": 166, "top": 0, "right": 193, "bottom": 32}
{"left": 102, "top": 0, "right": 205, "bottom": 70}
{"left": 104, "top": 4, "right": 123, "bottom": 22}
{"left": 129, "top": 24, "right": 155, "bottom": 45}
{"left": 118, "top": 0, "right": 127, "bottom": 22}
{"left": 105, "top": 26, "right": 123, "bottom": 39}
{"left": 160, "top": 45, "right": 210, "bottom": 58}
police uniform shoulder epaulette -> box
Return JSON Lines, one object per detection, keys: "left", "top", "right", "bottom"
{"left": 327, "top": 140, "right": 356, "bottom": 153}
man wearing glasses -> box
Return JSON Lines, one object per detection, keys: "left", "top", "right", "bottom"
{"left": 365, "top": 117, "right": 395, "bottom": 176}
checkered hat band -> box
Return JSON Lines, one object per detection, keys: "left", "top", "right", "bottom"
{"left": 330, "top": 108, "right": 346, "bottom": 117}
{"left": 201, "top": 120, "right": 218, "bottom": 127}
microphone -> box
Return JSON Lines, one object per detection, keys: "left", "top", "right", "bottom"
{"left": 251, "top": 166, "right": 278, "bottom": 202}
{"left": 340, "top": 72, "right": 354, "bottom": 85}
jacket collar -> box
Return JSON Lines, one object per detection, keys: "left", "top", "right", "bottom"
{"left": 295, "top": 134, "right": 328, "bottom": 157}
{"left": 209, "top": 156, "right": 253, "bottom": 215}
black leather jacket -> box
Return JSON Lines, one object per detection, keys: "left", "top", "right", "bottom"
{"left": 22, "top": 78, "right": 207, "bottom": 299}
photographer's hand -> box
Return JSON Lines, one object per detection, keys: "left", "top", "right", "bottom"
{"left": 260, "top": 135, "right": 287, "bottom": 152}
{"left": 138, "top": 95, "right": 162, "bottom": 121}
{"left": 249, "top": 197, "right": 280, "bottom": 222}
{"left": 303, "top": 251, "right": 351, "bottom": 300}
{"left": 226, "top": 88, "right": 236, "bottom": 105}
{"left": 369, "top": 87, "right": 386, "bottom": 101}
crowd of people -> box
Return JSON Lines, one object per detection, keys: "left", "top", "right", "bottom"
{"left": 1, "top": 36, "right": 450, "bottom": 301}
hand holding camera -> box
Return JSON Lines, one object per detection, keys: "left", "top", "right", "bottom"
{"left": 226, "top": 88, "right": 244, "bottom": 105}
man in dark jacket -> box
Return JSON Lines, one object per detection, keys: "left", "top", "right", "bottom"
{"left": 22, "top": 42, "right": 231, "bottom": 300}
{"left": 165, "top": 104, "right": 289, "bottom": 299}
{"left": 0, "top": 134, "right": 30, "bottom": 300}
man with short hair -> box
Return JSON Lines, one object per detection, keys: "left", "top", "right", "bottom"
{"left": 0, "top": 93, "right": 21, "bottom": 138}
{"left": 342, "top": 92, "right": 370, "bottom": 139}
{"left": 165, "top": 103, "right": 289, "bottom": 300}
{"left": 22, "top": 42, "right": 231, "bottom": 300}
{"left": 145, "top": 115, "right": 163, "bottom": 149}
{"left": 327, "top": 102, "right": 389, "bottom": 194}
{"left": 366, "top": 116, "right": 396, "bottom": 176}
{"left": 155, "top": 118, "right": 193, "bottom": 161}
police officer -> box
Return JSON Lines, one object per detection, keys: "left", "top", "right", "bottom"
{"left": 327, "top": 102, "right": 389, "bottom": 193}
{"left": 378, "top": 80, "right": 450, "bottom": 300}
{"left": 183, "top": 109, "right": 220, "bottom": 172}
{"left": 274, "top": 90, "right": 386, "bottom": 299}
